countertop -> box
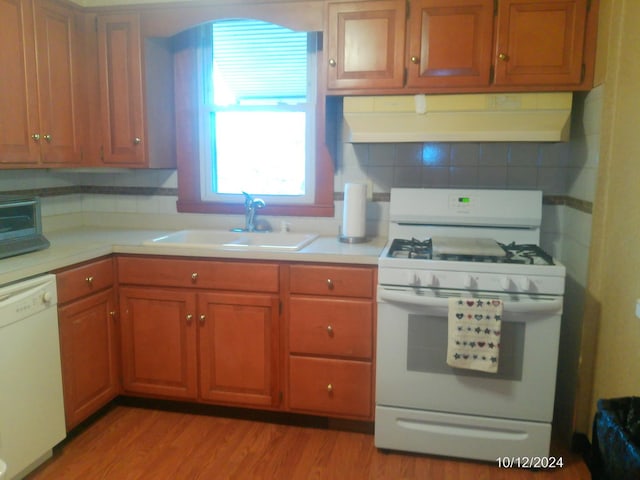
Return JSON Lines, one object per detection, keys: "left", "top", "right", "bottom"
{"left": 0, "top": 227, "right": 387, "bottom": 286}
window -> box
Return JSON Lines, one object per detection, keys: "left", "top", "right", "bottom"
{"left": 174, "top": 16, "right": 334, "bottom": 217}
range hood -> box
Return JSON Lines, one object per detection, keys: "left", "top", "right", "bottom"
{"left": 342, "top": 92, "right": 572, "bottom": 143}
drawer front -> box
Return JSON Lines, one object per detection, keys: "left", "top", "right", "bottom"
{"left": 289, "top": 356, "right": 371, "bottom": 418}
{"left": 57, "top": 258, "right": 114, "bottom": 304}
{"left": 117, "top": 256, "right": 279, "bottom": 292}
{"left": 289, "top": 265, "right": 374, "bottom": 298}
{"left": 289, "top": 297, "right": 372, "bottom": 359}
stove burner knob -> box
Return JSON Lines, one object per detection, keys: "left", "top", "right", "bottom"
{"left": 462, "top": 274, "right": 473, "bottom": 289}
{"left": 409, "top": 272, "right": 421, "bottom": 286}
{"left": 519, "top": 277, "right": 532, "bottom": 291}
{"left": 500, "top": 277, "right": 512, "bottom": 290}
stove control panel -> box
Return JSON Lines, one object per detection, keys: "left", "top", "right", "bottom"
{"left": 381, "top": 268, "right": 565, "bottom": 295}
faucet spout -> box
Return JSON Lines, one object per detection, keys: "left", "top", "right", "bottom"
{"left": 241, "top": 191, "right": 266, "bottom": 232}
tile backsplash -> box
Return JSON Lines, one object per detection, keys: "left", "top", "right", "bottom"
{"left": 335, "top": 141, "right": 571, "bottom": 195}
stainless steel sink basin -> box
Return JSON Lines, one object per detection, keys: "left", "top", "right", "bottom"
{"left": 143, "top": 229, "right": 319, "bottom": 251}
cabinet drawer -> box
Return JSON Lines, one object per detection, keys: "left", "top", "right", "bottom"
{"left": 56, "top": 257, "right": 114, "bottom": 304}
{"left": 289, "top": 297, "right": 372, "bottom": 359}
{"left": 289, "top": 265, "right": 374, "bottom": 298}
{"left": 289, "top": 356, "right": 371, "bottom": 418}
{"left": 117, "top": 256, "right": 279, "bottom": 292}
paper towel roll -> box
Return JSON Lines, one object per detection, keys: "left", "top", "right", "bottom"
{"left": 341, "top": 182, "right": 367, "bottom": 241}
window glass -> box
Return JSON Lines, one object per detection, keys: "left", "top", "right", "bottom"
{"left": 200, "top": 19, "right": 316, "bottom": 204}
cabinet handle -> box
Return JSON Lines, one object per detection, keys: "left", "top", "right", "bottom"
{"left": 133, "top": 137, "right": 142, "bottom": 145}
{"left": 326, "top": 278, "right": 334, "bottom": 290}
{"left": 43, "top": 134, "right": 52, "bottom": 143}
{"left": 186, "top": 314, "right": 193, "bottom": 323}
{"left": 31, "top": 133, "right": 40, "bottom": 142}
{"left": 199, "top": 314, "right": 206, "bottom": 324}
{"left": 191, "top": 272, "right": 198, "bottom": 282}
{"left": 327, "top": 325, "right": 334, "bottom": 336}
{"left": 327, "top": 383, "right": 333, "bottom": 393}
{"left": 328, "top": 58, "right": 337, "bottom": 67}
{"left": 85, "top": 276, "right": 94, "bottom": 286}
{"left": 410, "top": 56, "right": 419, "bottom": 64}
{"left": 498, "top": 53, "right": 509, "bottom": 61}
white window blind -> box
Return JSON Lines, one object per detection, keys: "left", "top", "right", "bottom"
{"left": 212, "top": 19, "right": 308, "bottom": 105}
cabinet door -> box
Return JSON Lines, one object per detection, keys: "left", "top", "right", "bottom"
{"left": 119, "top": 287, "right": 198, "bottom": 399}
{"left": 198, "top": 292, "right": 280, "bottom": 407}
{"left": 406, "top": 0, "right": 494, "bottom": 88}
{"left": 494, "top": 0, "right": 588, "bottom": 86}
{"left": 58, "top": 289, "right": 119, "bottom": 430}
{"left": 97, "top": 13, "right": 145, "bottom": 166}
{"left": 326, "top": 0, "right": 406, "bottom": 90}
{"left": 0, "top": 0, "right": 40, "bottom": 165}
{"left": 34, "top": 0, "right": 82, "bottom": 165}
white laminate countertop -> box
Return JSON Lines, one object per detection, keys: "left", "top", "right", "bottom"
{"left": 0, "top": 227, "right": 387, "bottom": 287}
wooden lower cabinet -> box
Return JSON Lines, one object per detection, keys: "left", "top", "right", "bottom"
{"left": 286, "top": 264, "right": 376, "bottom": 420}
{"left": 117, "top": 258, "right": 281, "bottom": 409}
{"left": 119, "top": 286, "right": 198, "bottom": 399}
{"left": 198, "top": 292, "right": 280, "bottom": 407}
{"left": 56, "top": 258, "right": 119, "bottom": 431}
{"left": 289, "top": 356, "right": 372, "bottom": 418}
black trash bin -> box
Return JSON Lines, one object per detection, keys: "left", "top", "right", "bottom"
{"left": 591, "top": 397, "right": 640, "bottom": 480}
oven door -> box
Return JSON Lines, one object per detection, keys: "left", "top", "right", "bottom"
{"left": 376, "top": 286, "right": 562, "bottom": 423}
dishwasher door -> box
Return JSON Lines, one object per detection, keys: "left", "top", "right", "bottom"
{"left": 0, "top": 274, "right": 66, "bottom": 480}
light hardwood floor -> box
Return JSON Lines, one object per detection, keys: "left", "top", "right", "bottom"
{"left": 28, "top": 402, "right": 591, "bottom": 479}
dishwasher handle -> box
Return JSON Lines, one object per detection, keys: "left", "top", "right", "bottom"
{"left": 378, "top": 288, "right": 563, "bottom": 315}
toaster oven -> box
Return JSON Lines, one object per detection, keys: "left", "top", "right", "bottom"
{"left": 0, "top": 196, "right": 50, "bottom": 259}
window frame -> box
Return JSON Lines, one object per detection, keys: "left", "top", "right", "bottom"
{"left": 173, "top": 20, "right": 334, "bottom": 217}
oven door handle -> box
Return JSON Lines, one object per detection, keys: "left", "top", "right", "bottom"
{"left": 378, "top": 289, "right": 563, "bottom": 314}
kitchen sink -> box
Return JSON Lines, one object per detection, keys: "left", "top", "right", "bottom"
{"left": 143, "top": 229, "right": 319, "bottom": 252}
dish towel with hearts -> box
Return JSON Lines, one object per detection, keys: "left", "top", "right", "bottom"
{"left": 446, "top": 297, "right": 503, "bottom": 373}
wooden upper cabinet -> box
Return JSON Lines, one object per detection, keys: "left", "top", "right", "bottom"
{"left": 97, "top": 13, "right": 145, "bottom": 166}
{"left": 406, "top": 0, "right": 494, "bottom": 88}
{"left": 494, "top": 0, "right": 588, "bottom": 86}
{"left": 326, "top": 0, "right": 406, "bottom": 90}
{"left": 0, "top": 0, "right": 82, "bottom": 167}
{"left": 35, "top": 0, "right": 83, "bottom": 165}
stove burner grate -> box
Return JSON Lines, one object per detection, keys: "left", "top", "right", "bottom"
{"left": 387, "top": 238, "right": 555, "bottom": 265}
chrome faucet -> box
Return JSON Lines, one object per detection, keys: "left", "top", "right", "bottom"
{"left": 242, "top": 191, "right": 266, "bottom": 232}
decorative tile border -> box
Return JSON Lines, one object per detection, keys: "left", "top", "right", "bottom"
{"left": 3, "top": 185, "right": 592, "bottom": 214}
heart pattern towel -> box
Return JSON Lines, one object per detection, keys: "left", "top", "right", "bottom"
{"left": 446, "top": 297, "right": 503, "bottom": 373}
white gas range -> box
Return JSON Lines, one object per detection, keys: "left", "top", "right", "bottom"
{"left": 375, "top": 188, "right": 565, "bottom": 462}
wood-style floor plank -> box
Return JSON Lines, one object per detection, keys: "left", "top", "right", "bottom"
{"left": 27, "top": 404, "right": 591, "bottom": 479}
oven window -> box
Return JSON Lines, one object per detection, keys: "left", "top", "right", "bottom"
{"left": 407, "top": 315, "right": 525, "bottom": 381}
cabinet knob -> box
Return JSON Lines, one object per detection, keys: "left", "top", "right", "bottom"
{"left": 186, "top": 314, "right": 193, "bottom": 323}
{"left": 498, "top": 53, "right": 509, "bottom": 61}
{"left": 199, "top": 314, "right": 206, "bottom": 324}
{"left": 328, "top": 58, "right": 337, "bottom": 67}
{"left": 31, "top": 133, "right": 40, "bottom": 142}
{"left": 191, "top": 272, "right": 198, "bottom": 282}
{"left": 85, "top": 276, "right": 94, "bottom": 286}
{"left": 109, "top": 311, "right": 117, "bottom": 318}
{"left": 410, "top": 56, "right": 419, "bottom": 64}
{"left": 326, "top": 278, "right": 334, "bottom": 290}
{"left": 133, "top": 137, "right": 142, "bottom": 145}
{"left": 327, "top": 383, "right": 333, "bottom": 393}
{"left": 327, "top": 325, "right": 334, "bottom": 336}
{"left": 43, "top": 134, "right": 52, "bottom": 143}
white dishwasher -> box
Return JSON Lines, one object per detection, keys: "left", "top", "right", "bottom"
{"left": 0, "top": 274, "right": 66, "bottom": 480}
